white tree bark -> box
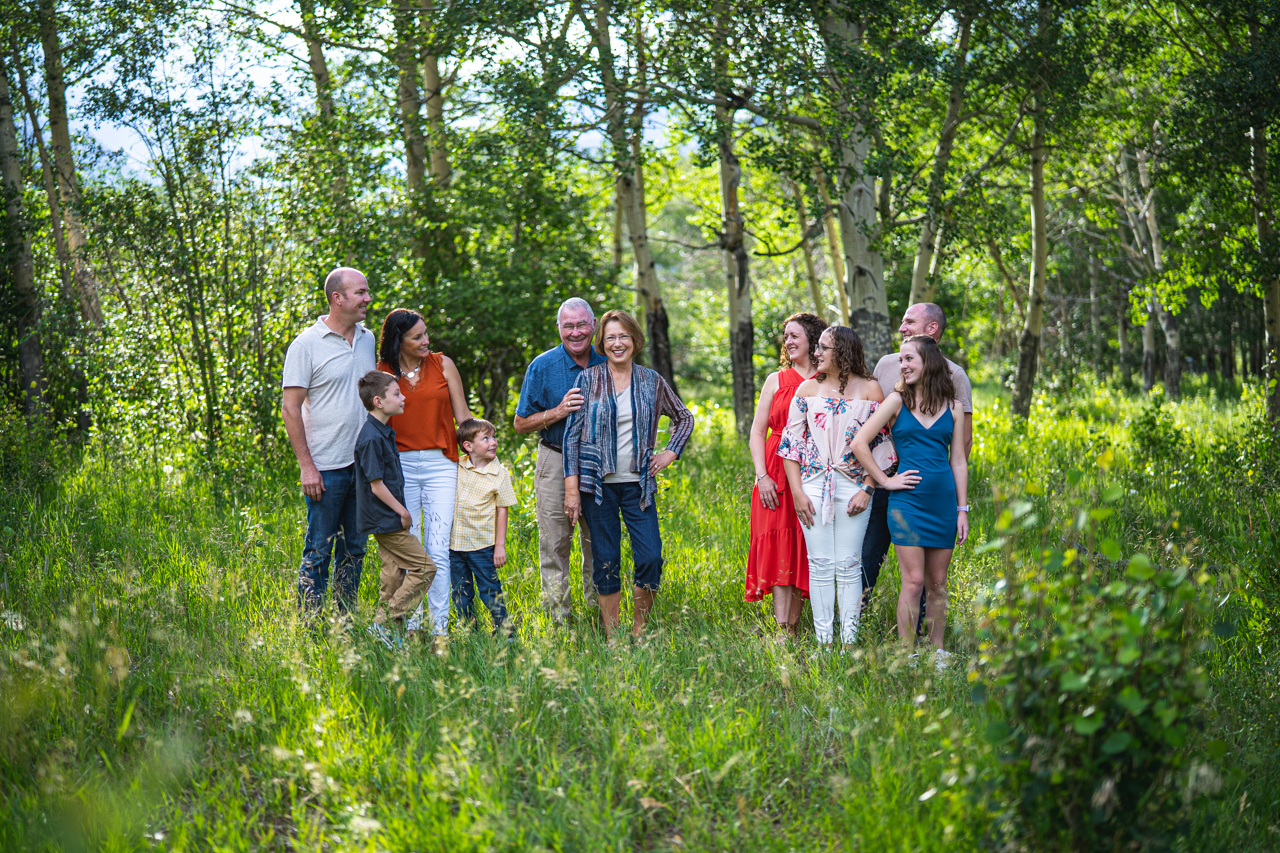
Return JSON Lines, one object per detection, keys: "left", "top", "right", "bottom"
{"left": 819, "top": 14, "right": 889, "bottom": 364}
{"left": 910, "top": 12, "right": 972, "bottom": 306}
{"left": 0, "top": 60, "right": 43, "bottom": 410}
{"left": 38, "top": 0, "right": 102, "bottom": 327}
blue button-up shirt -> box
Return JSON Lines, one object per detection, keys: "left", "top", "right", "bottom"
{"left": 516, "top": 344, "right": 607, "bottom": 448}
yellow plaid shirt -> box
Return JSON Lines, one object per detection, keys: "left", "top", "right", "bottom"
{"left": 450, "top": 455, "right": 518, "bottom": 551}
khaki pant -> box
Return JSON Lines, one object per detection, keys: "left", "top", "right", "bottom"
{"left": 535, "top": 445, "right": 595, "bottom": 619}
{"left": 374, "top": 528, "right": 437, "bottom": 625}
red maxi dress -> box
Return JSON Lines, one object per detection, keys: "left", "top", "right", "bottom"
{"left": 744, "top": 368, "right": 810, "bottom": 601}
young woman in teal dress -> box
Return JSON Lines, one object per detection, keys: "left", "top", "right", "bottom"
{"left": 851, "top": 335, "right": 969, "bottom": 667}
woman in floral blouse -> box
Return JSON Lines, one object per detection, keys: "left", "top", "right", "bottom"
{"left": 778, "top": 326, "right": 895, "bottom": 648}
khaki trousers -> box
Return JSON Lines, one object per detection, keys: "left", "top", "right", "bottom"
{"left": 535, "top": 445, "right": 595, "bottom": 619}
{"left": 374, "top": 528, "right": 437, "bottom": 625}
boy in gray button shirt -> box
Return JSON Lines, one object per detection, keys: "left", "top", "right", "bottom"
{"left": 282, "top": 268, "right": 376, "bottom": 616}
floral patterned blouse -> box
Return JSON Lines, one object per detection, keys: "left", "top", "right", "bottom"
{"left": 776, "top": 396, "right": 897, "bottom": 525}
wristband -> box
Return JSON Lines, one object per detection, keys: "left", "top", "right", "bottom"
{"left": 957, "top": 505, "right": 970, "bottom": 512}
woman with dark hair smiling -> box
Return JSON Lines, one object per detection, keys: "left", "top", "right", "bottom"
{"left": 745, "top": 312, "right": 826, "bottom": 636}
{"left": 852, "top": 335, "right": 969, "bottom": 670}
{"left": 563, "top": 309, "right": 695, "bottom": 641}
{"left": 377, "top": 308, "right": 472, "bottom": 647}
{"left": 777, "top": 326, "right": 895, "bottom": 649}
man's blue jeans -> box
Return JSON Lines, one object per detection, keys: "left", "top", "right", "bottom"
{"left": 298, "top": 464, "right": 367, "bottom": 614}
{"left": 861, "top": 487, "right": 892, "bottom": 596}
{"left": 450, "top": 547, "right": 508, "bottom": 632}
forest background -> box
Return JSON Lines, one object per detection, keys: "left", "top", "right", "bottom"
{"left": 1, "top": 0, "right": 1280, "bottom": 850}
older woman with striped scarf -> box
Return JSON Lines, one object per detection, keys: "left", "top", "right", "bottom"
{"left": 563, "top": 310, "right": 695, "bottom": 640}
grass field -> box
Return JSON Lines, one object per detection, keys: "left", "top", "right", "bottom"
{"left": 1, "top": 380, "right": 1277, "bottom": 851}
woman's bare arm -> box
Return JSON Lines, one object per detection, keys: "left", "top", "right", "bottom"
{"left": 749, "top": 372, "right": 781, "bottom": 509}
{"left": 441, "top": 355, "right": 474, "bottom": 424}
{"left": 950, "top": 401, "right": 969, "bottom": 545}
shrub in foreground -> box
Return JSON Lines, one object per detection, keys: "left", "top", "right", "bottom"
{"left": 973, "top": 492, "right": 1220, "bottom": 851}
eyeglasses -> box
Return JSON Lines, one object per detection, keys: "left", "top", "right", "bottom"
{"left": 603, "top": 334, "right": 632, "bottom": 345}
{"left": 560, "top": 321, "right": 594, "bottom": 332}
{"left": 815, "top": 343, "right": 833, "bottom": 352}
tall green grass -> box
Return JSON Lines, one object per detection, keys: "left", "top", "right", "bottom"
{"left": 1, "top": 382, "right": 1276, "bottom": 850}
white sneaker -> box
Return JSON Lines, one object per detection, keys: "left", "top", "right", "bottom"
{"left": 907, "top": 653, "right": 921, "bottom": 669}
{"left": 934, "top": 649, "right": 953, "bottom": 672}
{"left": 367, "top": 623, "right": 395, "bottom": 650}
{"left": 404, "top": 604, "right": 424, "bottom": 634}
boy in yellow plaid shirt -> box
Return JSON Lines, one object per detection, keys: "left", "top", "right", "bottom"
{"left": 451, "top": 418, "right": 518, "bottom": 634}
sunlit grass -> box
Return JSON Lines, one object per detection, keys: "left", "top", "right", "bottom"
{"left": 0, "top": 385, "right": 1276, "bottom": 850}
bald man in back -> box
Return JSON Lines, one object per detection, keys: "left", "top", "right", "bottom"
{"left": 282, "top": 267, "right": 377, "bottom": 618}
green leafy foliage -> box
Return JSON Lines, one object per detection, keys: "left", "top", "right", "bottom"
{"left": 974, "top": 494, "right": 1219, "bottom": 850}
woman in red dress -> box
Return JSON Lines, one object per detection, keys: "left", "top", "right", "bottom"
{"left": 745, "top": 312, "right": 828, "bottom": 634}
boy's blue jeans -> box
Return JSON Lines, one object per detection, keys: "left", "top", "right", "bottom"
{"left": 450, "top": 547, "right": 508, "bottom": 632}
{"left": 298, "top": 464, "right": 367, "bottom": 614}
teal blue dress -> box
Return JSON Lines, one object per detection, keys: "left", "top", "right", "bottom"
{"left": 888, "top": 406, "right": 957, "bottom": 548}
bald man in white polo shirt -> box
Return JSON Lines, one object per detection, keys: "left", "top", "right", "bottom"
{"left": 282, "top": 268, "right": 376, "bottom": 616}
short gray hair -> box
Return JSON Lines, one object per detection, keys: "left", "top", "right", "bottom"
{"left": 917, "top": 302, "right": 947, "bottom": 337}
{"left": 324, "top": 267, "right": 365, "bottom": 302}
{"left": 557, "top": 297, "right": 595, "bottom": 325}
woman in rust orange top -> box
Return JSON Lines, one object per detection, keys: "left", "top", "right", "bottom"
{"left": 377, "top": 308, "right": 472, "bottom": 640}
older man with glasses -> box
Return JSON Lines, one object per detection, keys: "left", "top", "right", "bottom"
{"left": 514, "top": 297, "right": 607, "bottom": 624}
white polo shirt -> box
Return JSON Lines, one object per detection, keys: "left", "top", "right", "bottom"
{"left": 282, "top": 317, "right": 377, "bottom": 470}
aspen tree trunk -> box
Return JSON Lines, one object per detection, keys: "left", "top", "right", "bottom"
{"left": 297, "top": 0, "right": 334, "bottom": 117}
{"left": 1089, "top": 251, "right": 1103, "bottom": 372}
{"left": 819, "top": 14, "right": 889, "bottom": 364}
{"left": 718, "top": 110, "right": 753, "bottom": 437}
{"left": 1141, "top": 303, "right": 1158, "bottom": 391}
{"left": 910, "top": 12, "right": 971, "bottom": 306}
{"left": 611, "top": 183, "right": 623, "bottom": 270}
{"left": 1137, "top": 147, "right": 1180, "bottom": 397}
{"left": 1247, "top": 25, "right": 1280, "bottom": 420}
{"left": 1011, "top": 109, "right": 1047, "bottom": 418}
{"left": 1117, "top": 295, "right": 1131, "bottom": 387}
{"left": 394, "top": 7, "right": 427, "bottom": 197}
{"left": 37, "top": 0, "right": 101, "bottom": 327}
{"left": 420, "top": 1, "right": 450, "bottom": 188}
{"left": 815, "top": 167, "right": 848, "bottom": 324}
{"left": 714, "top": 24, "right": 753, "bottom": 437}
{"left": 297, "top": 0, "right": 359, "bottom": 266}
{"left": 0, "top": 61, "right": 43, "bottom": 411}
{"left": 590, "top": 1, "right": 675, "bottom": 390}
{"left": 14, "top": 54, "right": 72, "bottom": 297}
{"left": 791, "top": 179, "right": 828, "bottom": 319}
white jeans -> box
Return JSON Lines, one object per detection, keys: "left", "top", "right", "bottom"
{"left": 400, "top": 449, "right": 456, "bottom": 635}
{"left": 800, "top": 473, "right": 870, "bottom": 645}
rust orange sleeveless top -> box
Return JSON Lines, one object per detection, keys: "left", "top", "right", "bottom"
{"left": 377, "top": 353, "right": 459, "bottom": 461}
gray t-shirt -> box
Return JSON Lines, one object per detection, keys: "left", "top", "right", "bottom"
{"left": 282, "top": 317, "right": 377, "bottom": 470}
{"left": 874, "top": 350, "right": 973, "bottom": 414}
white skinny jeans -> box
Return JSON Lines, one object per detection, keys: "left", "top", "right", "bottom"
{"left": 799, "top": 473, "right": 870, "bottom": 645}
{"left": 400, "top": 449, "right": 457, "bottom": 635}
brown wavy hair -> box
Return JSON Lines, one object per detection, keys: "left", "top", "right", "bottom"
{"left": 778, "top": 312, "right": 828, "bottom": 369}
{"left": 895, "top": 335, "right": 956, "bottom": 417}
{"left": 815, "top": 325, "right": 872, "bottom": 394}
